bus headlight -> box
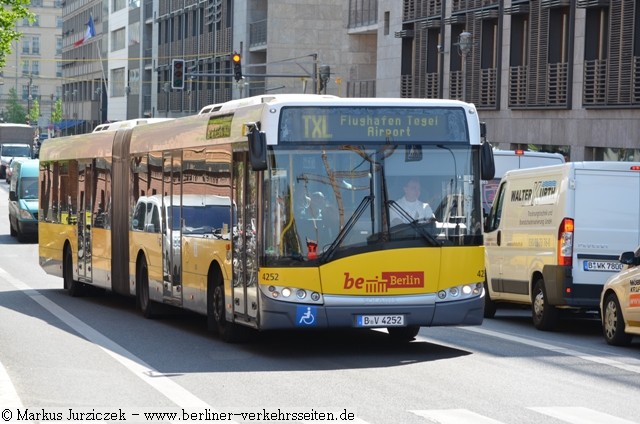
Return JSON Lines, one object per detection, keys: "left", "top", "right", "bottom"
{"left": 436, "top": 283, "right": 483, "bottom": 302}
{"left": 260, "top": 284, "right": 323, "bottom": 305}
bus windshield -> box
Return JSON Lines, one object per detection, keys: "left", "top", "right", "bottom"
{"left": 264, "top": 143, "right": 482, "bottom": 265}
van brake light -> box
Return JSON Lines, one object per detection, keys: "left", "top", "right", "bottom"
{"left": 558, "top": 218, "right": 574, "bottom": 266}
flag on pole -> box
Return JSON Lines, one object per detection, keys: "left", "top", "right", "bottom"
{"left": 74, "top": 15, "right": 96, "bottom": 47}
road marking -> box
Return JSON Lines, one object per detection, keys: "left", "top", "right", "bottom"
{"left": 0, "top": 269, "right": 225, "bottom": 414}
{"left": 1, "top": 269, "right": 374, "bottom": 424}
{"left": 461, "top": 326, "right": 640, "bottom": 374}
{"left": 410, "top": 409, "right": 504, "bottom": 424}
{"left": 529, "top": 407, "right": 638, "bottom": 424}
{"left": 0, "top": 359, "right": 24, "bottom": 408}
{"left": 411, "top": 408, "right": 639, "bottom": 424}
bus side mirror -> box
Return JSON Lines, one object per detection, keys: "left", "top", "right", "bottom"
{"left": 480, "top": 141, "right": 495, "bottom": 181}
{"left": 248, "top": 128, "right": 267, "bottom": 171}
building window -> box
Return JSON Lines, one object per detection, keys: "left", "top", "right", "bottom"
{"left": 507, "top": 3, "right": 570, "bottom": 109}
{"left": 21, "top": 61, "right": 29, "bottom": 75}
{"left": 111, "top": 68, "right": 126, "bottom": 97}
{"left": 384, "top": 11, "right": 389, "bottom": 36}
{"left": 31, "top": 61, "right": 40, "bottom": 76}
{"left": 32, "top": 37, "right": 40, "bottom": 55}
{"left": 129, "top": 22, "right": 140, "bottom": 45}
{"left": 348, "top": 0, "right": 378, "bottom": 28}
{"left": 113, "top": 0, "right": 126, "bottom": 12}
{"left": 22, "top": 38, "right": 30, "bottom": 54}
{"left": 56, "top": 62, "right": 63, "bottom": 78}
{"left": 586, "top": 147, "right": 640, "bottom": 161}
{"left": 111, "top": 27, "right": 126, "bottom": 51}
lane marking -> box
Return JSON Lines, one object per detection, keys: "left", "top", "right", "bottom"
{"left": 1, "top": 269, "right": 373, "bottom": 424}
{"left": 0, "top": 268, "right": 224, "bottom": 414}
{"left": 529, "top": 407, "right": 638, "bottom": 424}
{"left": 0, "top": 359, "right": 24, "bottom": 408}
{"left": 410, "top": 409, "right": 504, "bottom": 424}
{"left": 461, "top": 326, "right": 640, "bottom": 374}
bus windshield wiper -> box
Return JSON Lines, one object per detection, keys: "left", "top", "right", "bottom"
{"left": 319, "top": 195, "right": 373, "bottom": 264}
{"left": 387, "top": 200, "right": 440, "bottom": 246}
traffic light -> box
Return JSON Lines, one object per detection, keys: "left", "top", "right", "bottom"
{"left": 171, "top": 59, "right": 185, "bottom": 90}
{"left": 232, "top": 52, "right": 242, "bottom": 82}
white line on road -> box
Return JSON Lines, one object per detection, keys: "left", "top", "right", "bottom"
{"left": 0, "top": 268, "right": 228, "bottom": 417}
{"left": 0, "top": 269, "right": 373, "bottom": 424}
{"left": 410, "top": 409, "right": 504, "bottom": 424}
{"left": 529, "top": 407, "right": 638, "bottom": 424}
{"left": 0, "top": 359, "right": 24, "bottom": 409}
{"left": 461, "top": 326, "right": 640, "bottom": 374}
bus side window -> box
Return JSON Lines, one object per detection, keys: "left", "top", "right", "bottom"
{"left": 150, "top": 205, "right": 161, "bottom": 233}
{"left": 132, "top": 201, "right": 146, "bottom": 231}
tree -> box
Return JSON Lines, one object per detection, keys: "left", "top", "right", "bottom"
{"left": 0, "top": 0, "right": 33, "bottom": 69}
{"left": 28, "top": 98, "right": 39, "bottom": 125}
{"left": 5, "top": 87, "right": 26, "bottom": 123}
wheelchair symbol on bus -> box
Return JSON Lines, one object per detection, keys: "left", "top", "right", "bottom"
{"left": 296, "top": 306, "right": 317, "bottom": 326}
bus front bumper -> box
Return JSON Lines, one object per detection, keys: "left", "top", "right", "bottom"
{"left": 257, "top": 290, "right": 484, "bottom": 330}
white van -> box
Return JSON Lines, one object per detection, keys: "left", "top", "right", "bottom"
{"left": 483, "top": 150, "right": 565, "bottom": 214}
{"left": 483, "top": 161, "right": 640, "bottom": 330}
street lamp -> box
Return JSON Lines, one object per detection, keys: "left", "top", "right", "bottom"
{"left": 457, "top": 31, "right": 473, "bottom": 102}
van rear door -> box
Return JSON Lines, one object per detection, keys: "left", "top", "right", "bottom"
{"left": 572, "top": 168, "right": 640, "bottom": 305}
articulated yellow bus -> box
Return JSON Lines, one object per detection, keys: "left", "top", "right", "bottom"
{"left": 38, "top": 94, "right": 495, "bottom": 342}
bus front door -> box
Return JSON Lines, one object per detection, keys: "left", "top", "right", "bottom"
{"left": 162, "top": 151, "right": 183, "bottom": 306}
{"left": 231, "top": 152, "right": 258, "bottom": 325}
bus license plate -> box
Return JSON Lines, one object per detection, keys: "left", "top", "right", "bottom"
{"left": 356, "top": 315, "right": 405, "bottom": 327}
{"left": 583, "top": 260, "right": 624, "bottom": 272}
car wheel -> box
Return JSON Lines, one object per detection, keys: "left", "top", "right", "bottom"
{"left": 532, "top": 278, "right": 558, "bottom": 331}
{"left": 9, "top": 218, "right": 17, "bottom": 237}
{"left": 602, "top": 293, "right": 633, "bottom": 346}
{"left": 387, "top": 325, "right": 420, "bottom": 342}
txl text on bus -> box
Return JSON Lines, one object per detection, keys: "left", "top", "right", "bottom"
{"left": 38, "top": 94, "right": 495, "bottom": 342}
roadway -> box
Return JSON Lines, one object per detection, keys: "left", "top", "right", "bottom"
{"left": 0, "top": 183, "right": 638, "bottom": 424}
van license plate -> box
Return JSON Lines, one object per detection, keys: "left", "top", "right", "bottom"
{"left": 583, "top": 260, "right": 624, "bottom": 272}
{"left": 356, "top": 315, "right": 405, "bottom": 327}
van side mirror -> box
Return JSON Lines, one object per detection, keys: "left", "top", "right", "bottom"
{"left": 619, "top": 251, "right": 640, "bottom": 266}
{"left": 480, "top": 141, "right": 495, "bottom": 180}
{"left": 248, "top": 127, "right": 267, "bottom": 171}
{"left": 9, "top": 191, "right": 16, "bottom": 201}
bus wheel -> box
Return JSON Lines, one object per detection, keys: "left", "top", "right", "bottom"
{"left": 602, "top": 293, "right": 633, "bottom": 346}
{"left": 137, "top": 258, "right": 157, "bottom": 319}
{"left": 387, "top": 325, "right": 420, "bottom": 342}
{"left": 532, "top": 278, "right": 558, "bottom": 331}
{"left": 483, "top": 280, "right": 497, "bottom": 318}
{"left": 210, "top": 282, "right": 240, "bottom": 343}
{"left": 63, "top": 246, "right": 83, "bottom": 297}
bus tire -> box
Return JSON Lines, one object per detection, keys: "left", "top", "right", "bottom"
{"left": 602, "top": 293, "right": 633, "bottom": 346}
{"left": 137, "top": 257, "right": 157, "bottom": 319}
{"left": 532, "top": 278, "right": 558, "bottom": 331}
{"left": 483, "top": 280, "right": 497, "bottom": 318}
{"left": 63, "top": 246, "right": 83, "bottom": 297}
{"left": 209, "top": 277, "right": 241, "bottom": 343}
{"left": 387, "top": 325, "right": 420, "bottom": 342}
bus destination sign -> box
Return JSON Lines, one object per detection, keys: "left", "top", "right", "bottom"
{"left": 279, "top": 106, "right": 468, "bottom": 144}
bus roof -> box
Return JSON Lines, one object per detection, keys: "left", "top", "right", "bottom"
{"left": 93, "top": 118, "right": 174, "bottom": 132}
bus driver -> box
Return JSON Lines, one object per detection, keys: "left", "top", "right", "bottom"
{"left": 389, "top": 178, "right": 435, "bottom": 225}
